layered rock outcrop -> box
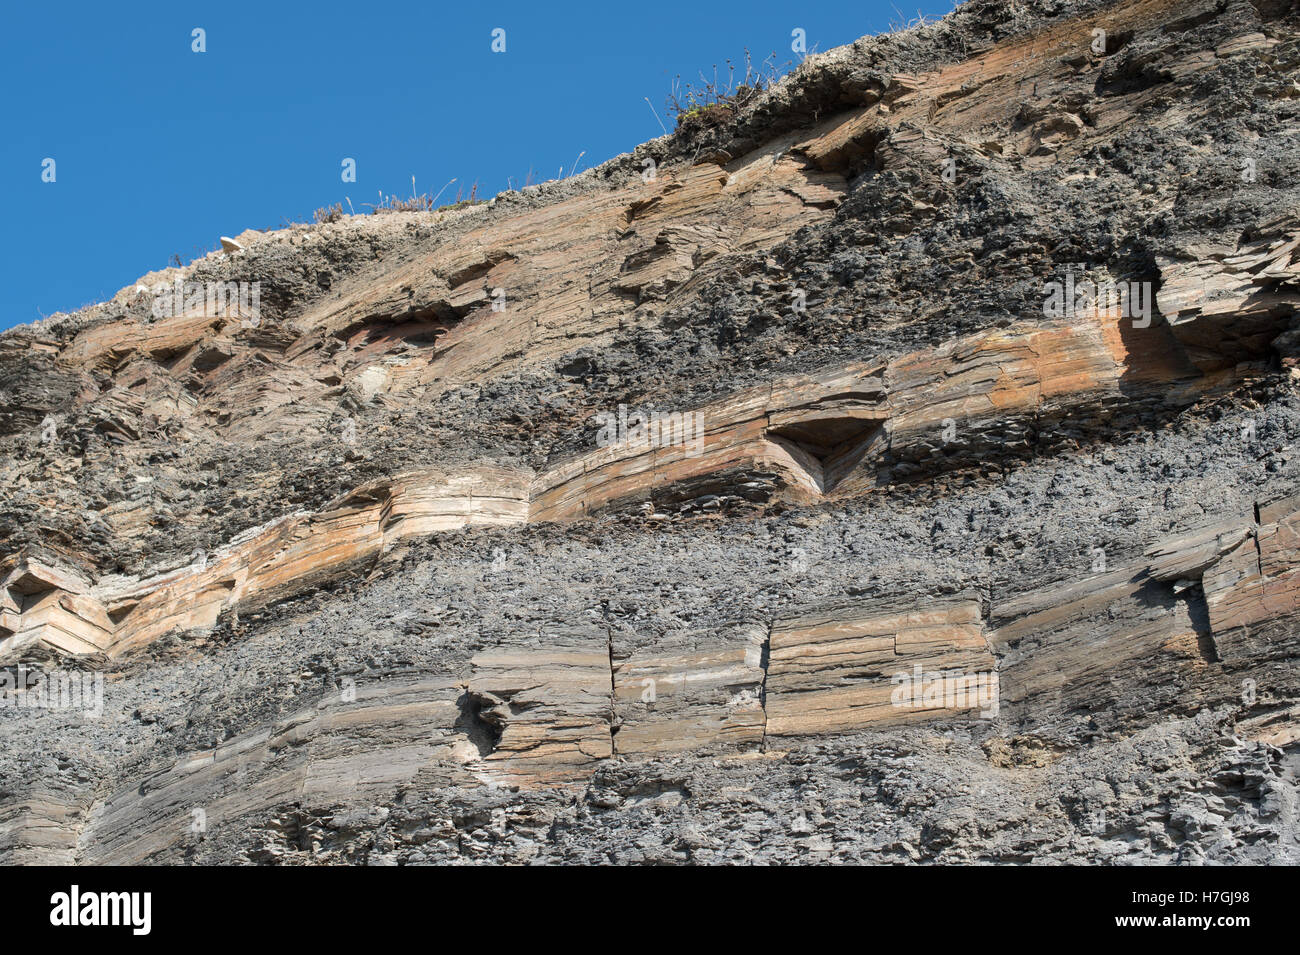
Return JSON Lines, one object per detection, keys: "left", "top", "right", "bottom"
{"left": 2, "top": 0, "right": 1299, "bottom": 864}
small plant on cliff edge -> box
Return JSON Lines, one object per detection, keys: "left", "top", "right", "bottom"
{"left": 313, "top": 203, "right": 345, "bottom": 224}
{"left": 886, "top": 6, "right": 942, "bottom": 34}
{"left": 666, "top": 48, "right": 792, "bottom": 127}
{"left": 363, "top": 176, "right": 461, "bottom": 214}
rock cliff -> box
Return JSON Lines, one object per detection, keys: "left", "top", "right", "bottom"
{"left": 2, "top": 0, "right": 1299, "bottom": 864}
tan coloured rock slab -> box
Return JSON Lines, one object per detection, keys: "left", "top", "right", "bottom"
{"left": 466, "top": 628, "right": 614, "bottom": 787}
{"left": 765, "top": 594, "right": 996, "bottom": 738}
{"left": 77, "top": 674, "right": 473, "bottom": 864}
{"left": 612, "top": 624, "right": 768, "bottom": 755}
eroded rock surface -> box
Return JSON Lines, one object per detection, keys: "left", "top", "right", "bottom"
{"left": 2, "top": 0, "right": 1299, "bottom": 864}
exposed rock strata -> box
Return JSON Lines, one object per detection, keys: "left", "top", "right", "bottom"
{"left": 2, "top": 0, "right": 1299, "bottom": 864}
{"left": 0, "top": 309, "right": 1262, "bottom": 662}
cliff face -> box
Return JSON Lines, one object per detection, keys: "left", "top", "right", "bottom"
{"left": 2, "top": 0, "right": 1300, "bottom": 864}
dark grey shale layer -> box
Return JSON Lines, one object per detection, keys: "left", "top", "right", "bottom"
{"left": 2, "top": 0, "right": 1300, "bottom": 863}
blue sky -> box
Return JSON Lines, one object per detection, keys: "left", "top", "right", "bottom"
{"left": 1, "top": 0, "right": 952, "bottom": 331}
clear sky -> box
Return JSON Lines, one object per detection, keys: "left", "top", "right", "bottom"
{"left": 1, "top": 0, "right": 953, "bottom": 331}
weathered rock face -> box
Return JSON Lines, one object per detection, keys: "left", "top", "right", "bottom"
{"left": 2, "top": 0, "right": 1299, "bottom": 864}
{"left": 0, "top": 308, "right": 1260, "bottom": 662}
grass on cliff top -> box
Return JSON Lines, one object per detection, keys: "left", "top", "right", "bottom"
{"left": 666, "top": 48, "right": 796, "bottom": 129}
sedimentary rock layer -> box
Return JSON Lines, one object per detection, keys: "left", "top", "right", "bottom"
{"left": 0, "top": 304, "right": 1263, "bottom": 662}
{"left": 5, "top": 490, "right": 1295, "bottom": 863}
{"left": 2, "top": 0, "right": 1298, "bottom": 865}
